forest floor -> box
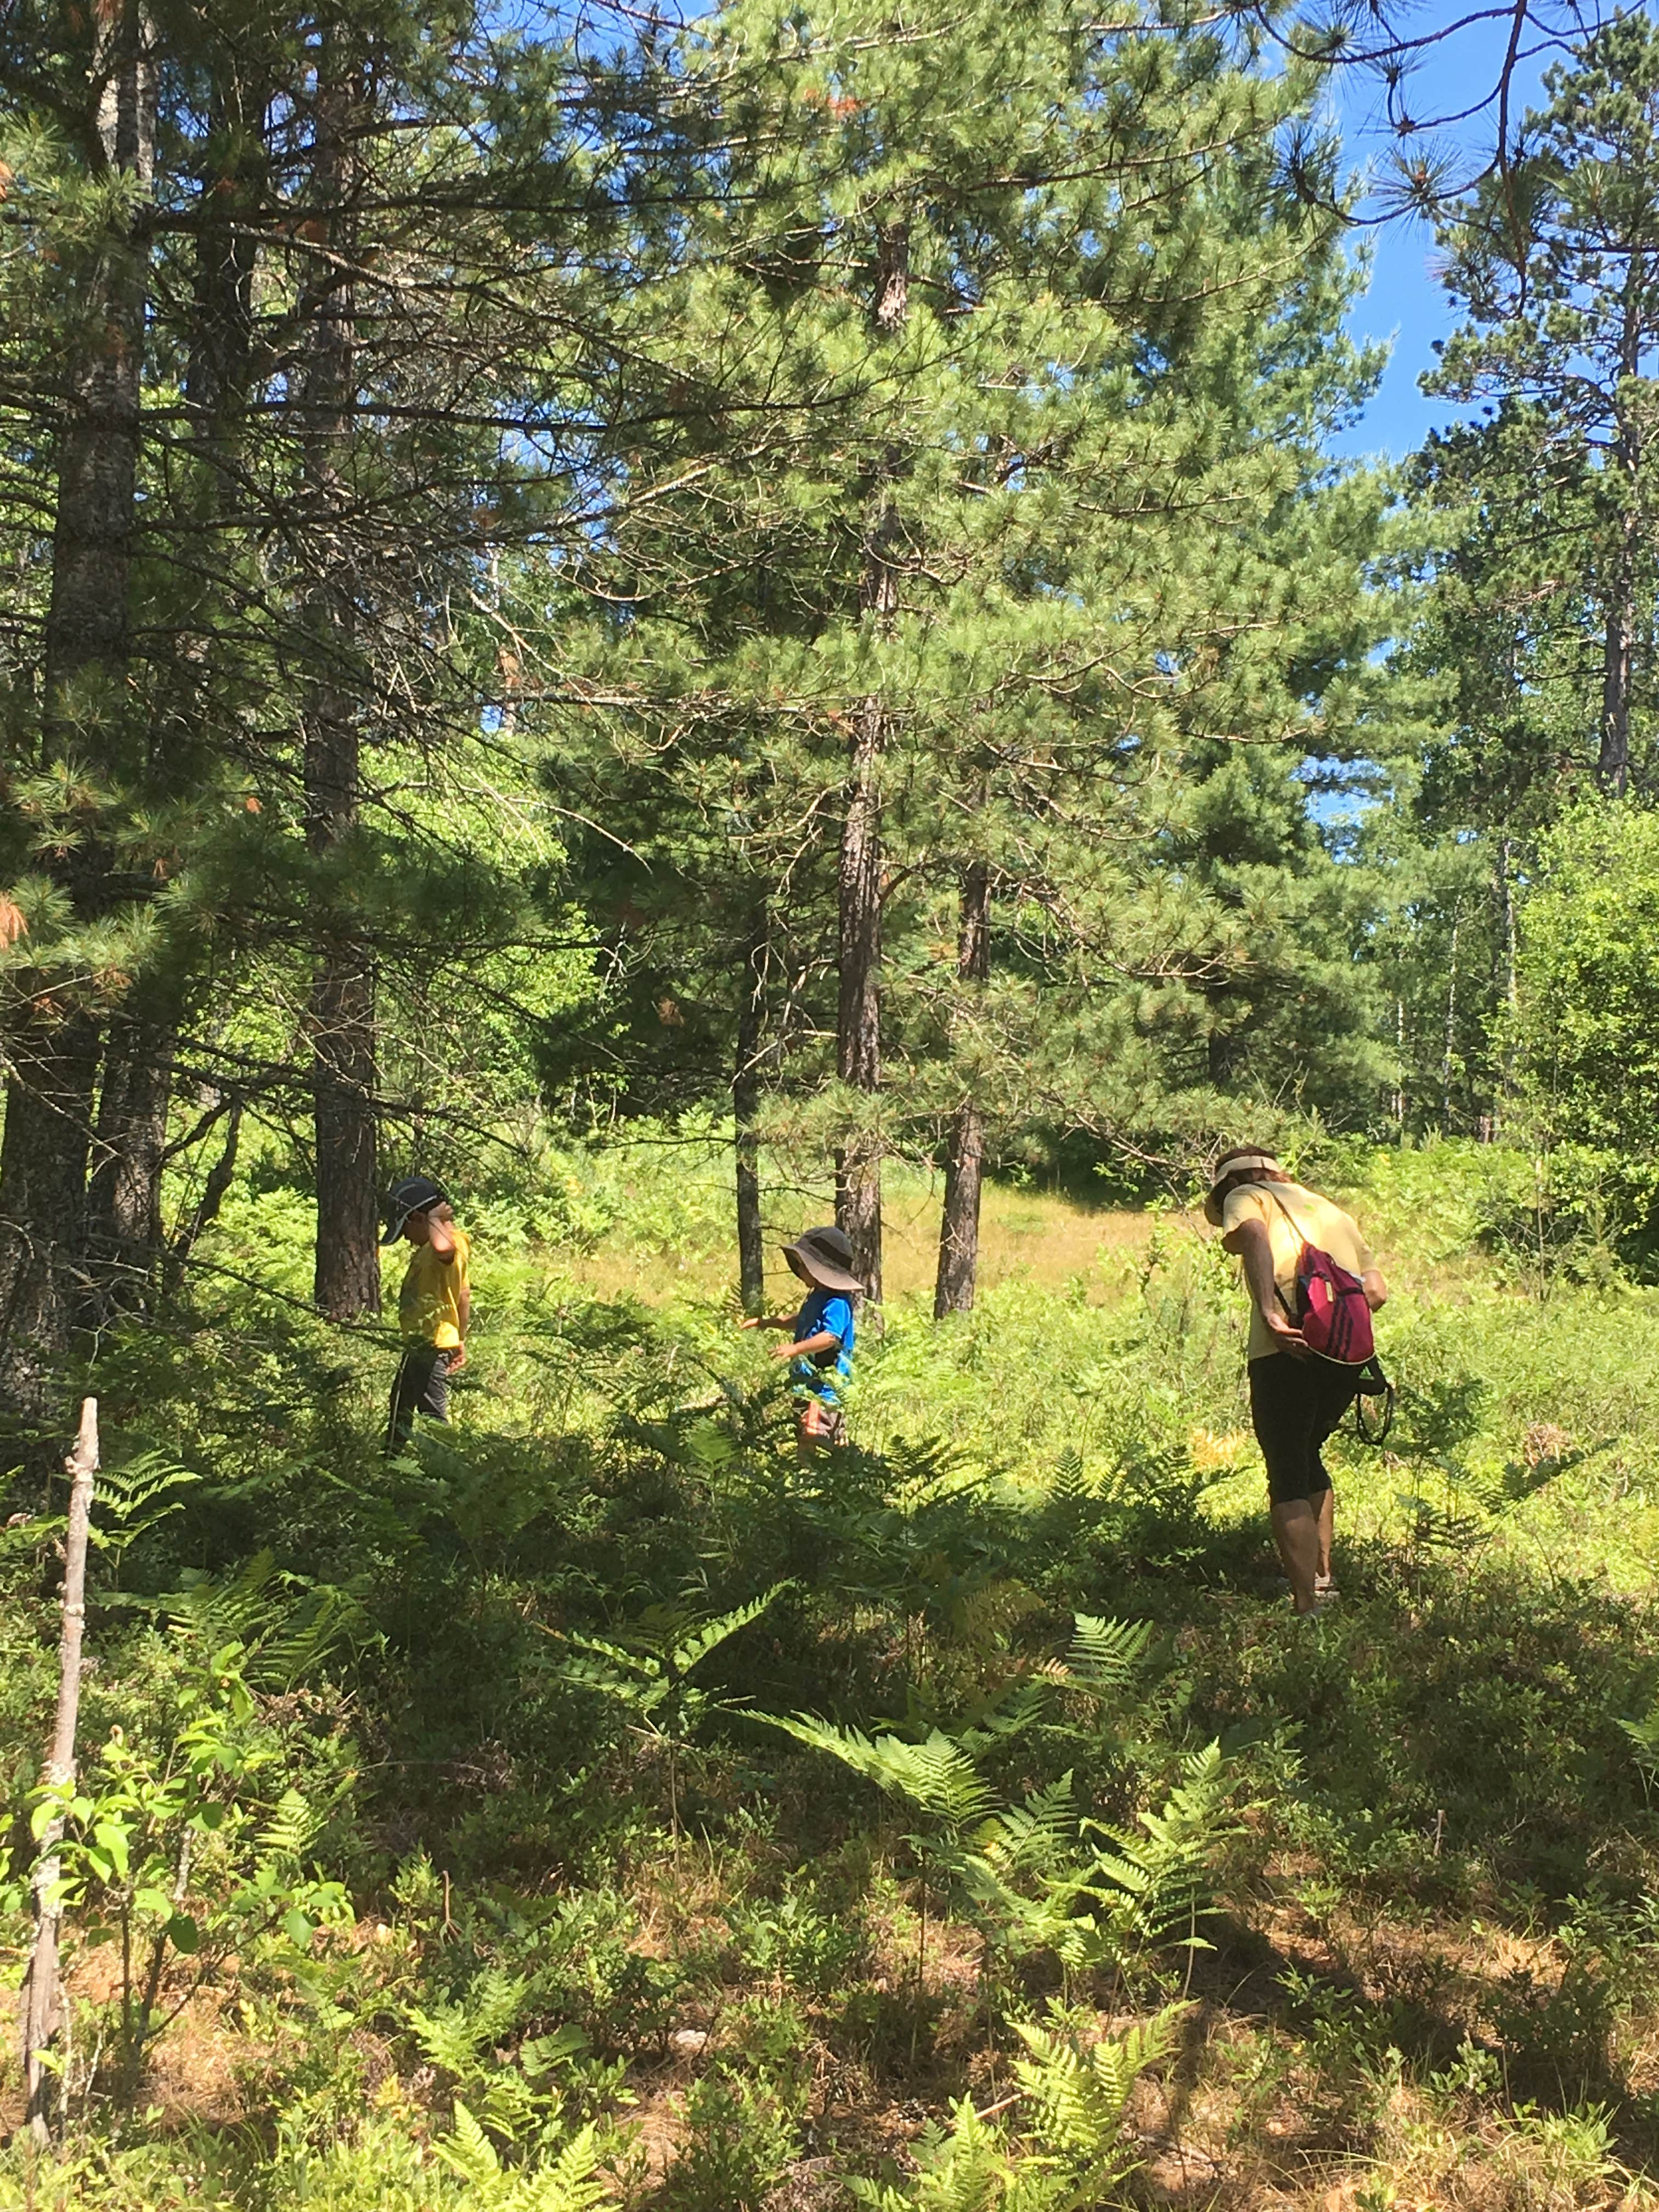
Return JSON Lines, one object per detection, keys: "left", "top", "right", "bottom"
{"left": 4, "top": 1137, "right": 1659, "bottom": 2211}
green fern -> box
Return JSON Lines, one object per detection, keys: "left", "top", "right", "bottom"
{"left": 433, "top": 2100, "right": 502, "bottom": 2185}
{"left": 1062, "top": 1613, "right": 1153, "bottom": 1699}
{"left": 156, "top": 1551, "right": 373, "bottom": 1688}
{"left": 665, "top": 1587, "right": 784, "bottom": 1678}
{"left": 1012, "top": 2005, "right": 1183, "bottom": 2199}
{"left": 256, "top": 1788, "right": 319, "bottom": 1869}
{"left": 535, "top": 2125, "right": 609, "bottom": 2210}
{"left": 975, "top": 1775, "right": 1078, "bottom": 1873}
{"left": 548, "top": 1586, "right": 786, "bottom": 1833}
{"left": 91, "top": 1452, "right": 200, "bottom": 1562}
{"left": 850, "top": 2006, "right": 1182, "bottom": 2209}
{"left": 849, "top": 2097, "right": 1017, "bottom": 2209}
{"left": 765, "top": 1714, "right": 997, "bottom": 1837}
{"left": 1084, "top": 1739, "right": 1233, "bottom": 1961}
{"left": 408, "top": 1967, "right": 532, "bottom": 2082}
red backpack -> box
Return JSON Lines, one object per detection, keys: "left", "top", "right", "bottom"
{"left": 1265, "top": 1187, "right": 1375, "bottom": 1367}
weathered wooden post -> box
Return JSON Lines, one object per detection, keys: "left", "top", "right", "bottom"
{"left": 20, "top": 1396, "right": 99, "bottom": 2146}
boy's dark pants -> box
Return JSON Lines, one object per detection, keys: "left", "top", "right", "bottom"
{"left": 387, "top": 1344, "right": 454, "bottom": 1452}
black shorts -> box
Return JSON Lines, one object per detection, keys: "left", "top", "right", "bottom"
{"left": 387, "top": 1344, "right": 454, "bottom": 1451}
{"left": 1249, "top": 1354, "right": 1360, "bottom": 1505}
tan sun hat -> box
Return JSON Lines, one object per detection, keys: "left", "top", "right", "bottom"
{"left": 1201, "top": 1148, "right": 1284, "bottom": 1228}
{"left": 780, "top": 1224, "right": 865, "bottom": 1295}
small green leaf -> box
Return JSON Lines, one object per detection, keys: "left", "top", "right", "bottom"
{"left": 282, "top": 1908, "right": 314, "bottom": 1949}
{"left": 166, "top": 1912, "right": 201, "bottom": 1956}
{"left": 93, "top": 1820, "right": 131, "bottom": 1881}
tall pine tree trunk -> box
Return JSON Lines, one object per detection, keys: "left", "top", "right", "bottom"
{"left": 303, "top": 32, "right": 380, "bottom": 1319}
{"left": 84, "top": 1003, "right": 174, "bottom": 1313}
{"left": 733, "top": 910, "right": 767, "bottom": 1314}
{"left": 834, "top": 218, "right": 907, "bottom": 1307}
{"left": 86, "top": 75, "right": 264, "bottom": 1319}
{"left": 934, "top": 862, "right": 991, "bottom": 1318}
{"left": 0, "top": 3, "right": 155, "bottom": 1412}
{"left": 1599, "top": 504, "right": 1637, "bottom": 795}
{"left": 1599, "top": 290, "right": 1643, "bottom": 795}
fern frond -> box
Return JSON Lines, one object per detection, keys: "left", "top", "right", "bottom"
{"left": 257, "top": 1788, "right": 318, "bottom": 1866}
{"left": 411, "top": 1966, "right": 531, "bottom": 2080}
{"left": 540, "top": 2124, "right": 609, "bottom": 2210}
{"left": 1013, "top": 2004, "right": 1182, "bottom": 2191}
{"left": 955, "top": 1680, "right": 1048, "bottom": 1756}
{"left": 431, "top": 2100, "right": 500, "bottom": 2184}
{"left": 1063, "top": 1613, "right": 1152, "bottom": 1697}
{"left": 248, "top": 1583, "right": 374, "bottom": 1691}
{"left": 92, "top": 1452, "right": 200, "bottom": 1550}
{"left": 562, "top": 1630, "right": 662, "bottom": 1680}
{"left": 167, "top": 1549, "right": 281, "bottom": 1644}
{"left": 1084, "top": 1740, "right": 1233, "bottom": 1952}
{"left": 849, "top": 2096, "right": 1013, "bottom": 2209}
{"left": 764, "top": 1715, "right": 995, "bottom": 1835}
{"left": 668, "top": 1584, "right": 786, "bottom": 1677}
{"left": 977, "top": 1774, "right": 1076, "bottom": 1870}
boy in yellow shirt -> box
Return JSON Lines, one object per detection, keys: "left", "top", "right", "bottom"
{"left": 381, "top": 1175, "right": 471, "bottom": 1452}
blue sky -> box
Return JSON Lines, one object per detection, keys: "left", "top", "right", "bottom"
{"left": 1325, "top": 5, "right": 1569, "bottom": 462}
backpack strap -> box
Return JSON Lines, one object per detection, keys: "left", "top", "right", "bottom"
{"left": 1256, "top": 1182, "right": 1313, "bottom": 1314}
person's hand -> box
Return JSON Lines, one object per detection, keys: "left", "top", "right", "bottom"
{"left": 739, "top": 1316, "right": 761, "bottom": 1331}
{"left": 1262, "top": 1307, "right": 1310, "bottom": 1357}
{"left": 770, "top": 1342, "right": 797, "bottom": 1362}
{"left": 447, "top": 1344, "right": 467, "bottom": 1372}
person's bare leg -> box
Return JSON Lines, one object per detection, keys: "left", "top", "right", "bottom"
{"left": 1270, "top": 1500, "right": 1321, "bottom": 1613}
{"left": 1314, "top": 1486, "right": 1334, "bottom": 1588}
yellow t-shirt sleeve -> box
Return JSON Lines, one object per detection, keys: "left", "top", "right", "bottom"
{"left": 1220, "top": 1188, "right": 1270, "bottom": 1237}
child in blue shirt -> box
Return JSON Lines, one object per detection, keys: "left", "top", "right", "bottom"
{"left": 741, "top": 1223, "right": 862, "bottom": 1451}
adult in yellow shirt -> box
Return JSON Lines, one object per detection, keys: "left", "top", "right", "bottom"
{"left": 381, "top": 1174, "right": 471, "bottom": 1452}
{"left": 1204, "top": 1147, "right": 1386, "bottom": 1616}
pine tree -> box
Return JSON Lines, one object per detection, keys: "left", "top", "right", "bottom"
{"left": 1427, "top": 12, "right": 1659, "bottom": 797}
{"left": 0, "top": 0, "right": 703, "bottom": 1403}
{"left": 562, "top": 0, "right": 1402, "bottom": 1316}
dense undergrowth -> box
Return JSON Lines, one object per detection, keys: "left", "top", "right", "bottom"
{"left": 5, "top": 1137, "right": 1659, "bottom": 2211}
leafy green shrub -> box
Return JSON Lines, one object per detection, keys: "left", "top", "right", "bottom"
{"left": 658, "top": 2065, "right": 805, "bottom": 2212}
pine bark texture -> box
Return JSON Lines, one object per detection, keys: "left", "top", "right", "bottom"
{"left": 20, "top": 1398, "right": 99, "bottom": 2144}
{"left": 834, "top": 219, "right": 908, "bottom": 1307}
{"left": 0, "top": 6, "right": 155, "bottom": 1413}
{"left": 734, "top": 913, "right": 768, "bottom": 1314}
{"left": 1599, "top": 471, "right": 1638, "bottom": 796}
{"left": 934, "top": 862, "right": 991, "bottom": 1318}
{"left": 84, "top": 1003, "right": 176, "bottom": 1314}
{"left": 303, "top": 37, "right": 381, "bottom": 1319}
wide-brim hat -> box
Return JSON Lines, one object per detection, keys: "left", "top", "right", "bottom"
{"left": 780, "top": 1224, "right": 865, "bottom": 1295}
{"left": 381, "top": 1173, "right": 449, "bottom": 1245}
{"left": 1201, "top": 1149, "right": 1284, "bottom": 1228}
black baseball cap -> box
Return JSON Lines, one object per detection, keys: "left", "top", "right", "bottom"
{"left": 381, "top": 1174, "right": 449, "bottom": 1245}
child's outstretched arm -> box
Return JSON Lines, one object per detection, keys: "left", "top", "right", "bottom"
{"left": 770, "top": 1329, "right": 838, "bottom": 1365}
{"left": 739, "top": 1313, "right": 795, "bottom": 1332}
